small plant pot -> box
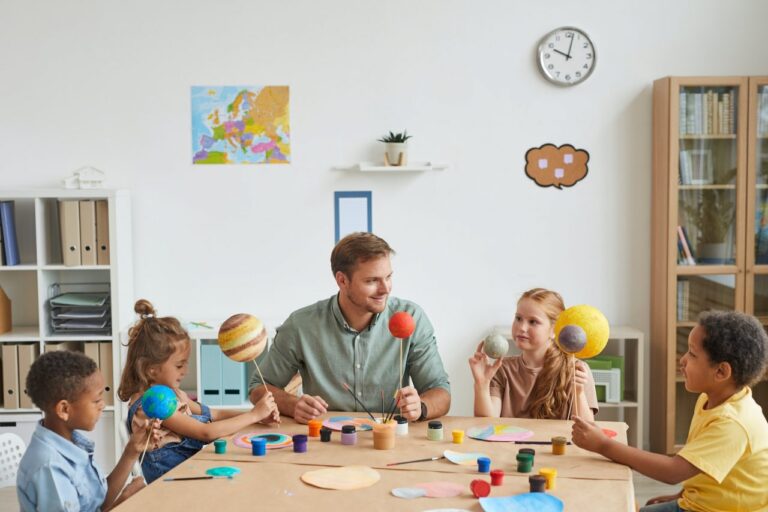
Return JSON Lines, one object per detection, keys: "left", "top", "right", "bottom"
{"left": 384, "top": 142, "right": 408, "bottom": 166}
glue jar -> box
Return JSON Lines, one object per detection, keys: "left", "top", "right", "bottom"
{"left": 373, "top": 422, "right": 396, "bottom": 450}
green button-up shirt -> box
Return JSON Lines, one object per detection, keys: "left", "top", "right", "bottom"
{"left": 249, "top": 294, "right": 450, "bottom": 413}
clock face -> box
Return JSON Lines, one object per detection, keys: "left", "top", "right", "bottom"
{"left": 537, "top": 27, "right": 596, "bottom": 86}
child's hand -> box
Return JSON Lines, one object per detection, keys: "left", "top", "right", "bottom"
{"left": 252, "top": 391, "right": 277, "bottom": 423}
{"left": 468, "top": 341, "right": 503, "bottom": 386}
{"left": 574, "top": 361, "right": 589, "bottom": 394}
{"left": 571, "top": 415, "right": 609, "bottom": 454}
{"left": 127, "top": 418, "right": 162, "bottom": 456}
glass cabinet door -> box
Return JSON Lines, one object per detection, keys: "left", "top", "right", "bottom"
{"left": 677, "top": 86, "right": 739, "bottom": 266}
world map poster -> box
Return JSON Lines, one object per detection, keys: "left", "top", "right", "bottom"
{"left": 191, "top": 86, "right": 290, "bottom": 165}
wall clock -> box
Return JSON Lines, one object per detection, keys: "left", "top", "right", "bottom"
{"left": 537, "top": 27, "right": 596, "bottom": 86}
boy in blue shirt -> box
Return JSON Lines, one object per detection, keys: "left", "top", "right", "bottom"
{"left": 17, "top": 350, "right": 159, "bottom": 512}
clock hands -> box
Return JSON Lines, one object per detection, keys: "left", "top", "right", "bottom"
{"left": 565, "top": 34, "right": 575, "bottom": 60}
{"left": 553, "top": 49, "right": 570, "bottom": 59}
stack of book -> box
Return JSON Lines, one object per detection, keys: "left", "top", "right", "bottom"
{"left": 49, "top": 291, "right": 111, "bottom": 334}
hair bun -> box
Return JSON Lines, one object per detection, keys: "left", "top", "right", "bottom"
{"left": 134, "top": 299, "right": 157, "bottom": 319}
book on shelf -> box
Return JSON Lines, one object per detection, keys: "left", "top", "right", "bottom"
{"left": 677, "top": 279, "right": 690, "bottom": 322}
{"left": 0, "top": 200, "right": 20, "bottom": 266}
{"left": 677, "top": 225, "right": 696, "bottom": 265}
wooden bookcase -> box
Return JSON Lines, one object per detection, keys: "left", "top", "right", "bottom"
{"left": 0, "top": 189, "right": 133, "bottom": 470}
{"left": 651, "top": 76, "right": 768, "bottom": 454}
{"left": 494, "top": 325, "right": 645, "bottom": 448}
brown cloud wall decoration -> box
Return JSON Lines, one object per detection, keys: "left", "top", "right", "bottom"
{"left": 525, "top": 144, "right": 590, "bottom": 189}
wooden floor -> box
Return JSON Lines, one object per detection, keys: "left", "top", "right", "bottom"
{"left": 633, "top": 471, "right": 681, "bottom": 507}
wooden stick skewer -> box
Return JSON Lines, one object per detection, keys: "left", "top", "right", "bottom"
{"left": 341, "top": 383, "right": 378, "bottom": 422}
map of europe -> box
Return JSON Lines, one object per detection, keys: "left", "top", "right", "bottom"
{"left": 191, "top": 86, "right": 290, "bottom": 165}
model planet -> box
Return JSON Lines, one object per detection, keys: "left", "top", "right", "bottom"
{"left": 218, "top": 313, "right": 268, "bottom": 362}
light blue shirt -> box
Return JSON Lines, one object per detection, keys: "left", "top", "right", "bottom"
{"left": 17, "top": 421, "right": 107, "bottom": 512}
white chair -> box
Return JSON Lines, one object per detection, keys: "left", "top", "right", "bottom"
{"left": 0, "top": 433, "right": 26, "bottom": 488}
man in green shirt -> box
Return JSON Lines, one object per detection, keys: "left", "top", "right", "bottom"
{"left": 249, "top": 232, "right": 451, "bottom": 424}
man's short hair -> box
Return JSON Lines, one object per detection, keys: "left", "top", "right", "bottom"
{"left": 26, "top": 350, "right": 98, "bottom": 410}
{"left": 698, "top": 310, "right": 768, "bottom": 387}
{"left": 331, "top": 232, "right": 395, "bottom": 277}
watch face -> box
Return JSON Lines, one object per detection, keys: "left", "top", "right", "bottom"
{"left": 538, "top": 27, "right": 596, "bottom": 86}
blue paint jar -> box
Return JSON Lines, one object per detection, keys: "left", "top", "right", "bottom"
{"left": 477, "top": 456, "right": 491, "bottom": 473}
{"left": 251, "top": 437, "right": 267, "bottom": 456}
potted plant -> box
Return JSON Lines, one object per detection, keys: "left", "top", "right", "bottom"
{"left": 683, "top": 189, "right": 736, "bottom": 263}
{"left": 378, "top": 130, "right": 412, "bottom": 166}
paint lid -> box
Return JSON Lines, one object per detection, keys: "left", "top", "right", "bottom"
{"left": 470, "top": 479, "right": 491, "bottom": 498}
{"left": 341, "top": 425, "right": 356, "bottom": 433}
{"left": 394, "top": 415, "right": 408, "bottom": 424}
{"left": 516, "top": 452, "right": 534, "bottom": 462}
{"left": 320, "top": 426, "right": 332, "bottom": 433}
{"left": 292, "top": 434, "right": 308, "bottom": 443}
{"left": 518, "top": 448, "right": 535, "bottom": 456}
{"left": 250, "top": 437, "right": 267, "bottom": 446}
{"left": 539, "top": 467, "right": 558, "bottom": 477}
{"left": 428, "top": 420, "right": 443, "bottom": 429}
{"left": 551, "top": 436, "right": 567, "bottom": 445}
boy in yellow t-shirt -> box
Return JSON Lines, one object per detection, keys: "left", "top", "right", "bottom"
{"left": 572, "top": 310, "right": 768, "bottom": 512}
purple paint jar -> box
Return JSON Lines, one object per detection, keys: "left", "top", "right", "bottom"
{"left": 341, "top": 425, "right": 357, "bottom": 445}
{"left": 293, "top": 434, "right": 308, "bottom": 453}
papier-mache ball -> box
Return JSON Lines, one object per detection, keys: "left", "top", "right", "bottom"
{"left": 389, "top": 311, "right": 415, "bottom": 339}
{"left": 218, "top": 314, "right": 268, "bottom": 362}
{"left": 483, "top": 333, "right": 509, "bottom": 359}
{"left": 141, "top": 384, "right": 178, "bottom": 420}
{"left": 554, "top": 304, "right": 610, "bottom": 359}
{"left": 557, "top": 324, "right": 587, "bottom": 354}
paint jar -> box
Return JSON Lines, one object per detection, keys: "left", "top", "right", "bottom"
{"left": 251, "top": 437, "right": 267, "bottom": 456}
{"left": 308, "top": 420, "right": 323, "bottom": 437}
{"left": 470, "top": 479, "right": 491, "bottom": 498}
{"left": 551, "top": 436, "right": 567, "bottom": 455}
{"left": 452, "top": 429, "right": 464, "bottom": 444}
{"left": 476, "top": 456, "right": 491, "bottom": 473}
{"left": 213, "top": 439, "right": 227, "bottom": 454}
{"left": 427, "top": 420, "right": 443, "bottom": 441}
{"left": 292, "top": 434, "right": 308, "bottom": 453}
{"left": 320, "top": 427, "right": 332, "bottom": 442}
{"left": 529, "top": 474, "right": 547, "bottom": 493}
{"left": 394, "top": 415, "right": 408, "bottom": 436}
{"left": 516, "top": 452, "right": 533, "bottom": 473}
{"left": 490, "top": 469, "right": 504, "bottom": 486}
{"left": 518, "top": 447, "right": 535, "bottom": 457}
{"left": 373, "top": 422, "right": 396, "bottom": 450}
{"left": 341, "top": 425, "right": 357, "bottom": 445}
{"left": 539, "top": 467, "right": 557, "bottom": 490}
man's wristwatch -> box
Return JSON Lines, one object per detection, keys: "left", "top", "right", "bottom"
{"left": 418, "top": 401, "right": 428, "bottom": 421}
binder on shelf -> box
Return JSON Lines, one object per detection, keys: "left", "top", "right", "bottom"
{"left": 79, "top": 200, "right": 97, "bottom": 265}
{"left": 17, "top": 344, "right": 39, "bottom": 409}
{"left": 200, "top": 343, "right": 222, "bottom": 406}
{"left": 95, "top": 200, "right": 110, "bottom": 265}
{"left": 59, "top": 200, "right": 81, "bottom": 266}
{"left": 0, "top": 207, "right": 4, "bottom": 265}
{"left": 99, "top": 342, "right": 114, "bottom": 406}
{"left": 221, "top": 355, "right": 246, "bottom": 406}
{"left": 0, "top": 200, "right": 20, "bottom": 266}
{"left": 0, "top": 286, "right": 10, "bottom": 334}
{"left": 2, "top": 344, "right": 20, "bottom": 409}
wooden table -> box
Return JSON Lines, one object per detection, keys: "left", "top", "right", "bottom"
{"left": 114, "top": 414, "right": 635, "bottom": 511}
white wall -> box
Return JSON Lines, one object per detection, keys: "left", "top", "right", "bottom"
{"left": 2, "top": 0, "right": 767, "bottom": 442}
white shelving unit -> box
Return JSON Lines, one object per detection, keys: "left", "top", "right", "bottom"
{"left": 335, "top": 161, "right": 448, "bottom": 172}
{"left": 0, "top": 189, "right": 133, "bottom": 470}
{"left": 493, "top": 324, "right": 645, "bottom": 449}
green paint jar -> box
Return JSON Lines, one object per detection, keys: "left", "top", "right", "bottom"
{"left": 427, "top": 420, "right": 443, "bottom": 441}
{"left": 516, "top": 452, "right": 534, "bottom": 473}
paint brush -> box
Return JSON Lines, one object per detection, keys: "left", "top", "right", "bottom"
{"left": 163, "top": 475, "right": 231, "bottom": 481}
{"left": 381, "top": 389, "right": 385, "bottom": 421}
{"left": 387, "top": 455, "right": 445, "bottom": 466}
{"left": 341, "top": 382, "right": 378, "bottom": 422}
{"left": 514, "top": 440, "right": 573, "bottom": 445}
{"left": 385, "top": 392, "right": 399, "bottom": 423}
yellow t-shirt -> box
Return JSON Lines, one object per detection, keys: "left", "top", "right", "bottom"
{"left": 677, "top": 387, "right": 768, "bottom": 512}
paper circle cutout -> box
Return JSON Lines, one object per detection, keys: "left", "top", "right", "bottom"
{"left": 301, "top": 466, "right": 380, "bottom": 490}
{"left": 483, "top": 333, "right": 509, "bottom": 359}
{"left": 414, "top": 481, "right": 465, "bottom": 498}
{"left": 392, "top": 487, "right": 428, "bottom": 499}
{"left": 480, "top": 493, "right": 564, "bottom": 512}
{"left": 554, "top": 305, "right": 609, "bottom": 359}
{"left": 205, "top": 466, "right": 241, "bottom": 478}
{"left": 467, "top": 424, "right": 534, "bottom": 442}
{"left": 322, "top": 416, "right": 377, "bottom": 432}
{"left": 444, "top": 450, "right": 490, "bottom": 466}
{"left": 232, "top": 432, "right": 292, "bottom": 450}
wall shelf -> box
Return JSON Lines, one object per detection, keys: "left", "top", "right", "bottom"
{"left": 336, "top": 161, "right": 448, "bottom": 172}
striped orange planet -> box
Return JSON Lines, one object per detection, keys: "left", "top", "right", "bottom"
{"left": 217, "top": 313, "right": 267, "bottom": 362}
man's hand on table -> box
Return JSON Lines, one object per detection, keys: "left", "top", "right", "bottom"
{"left": 293, "top": 395, "right": 328, "bottom": 424}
